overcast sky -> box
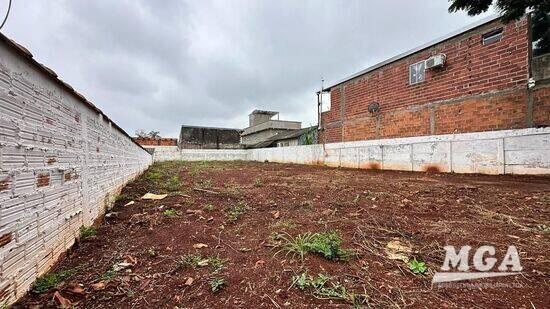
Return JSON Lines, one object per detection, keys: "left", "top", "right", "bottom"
{"left": 3, "top": 1, "right": 494, "bottom": 137}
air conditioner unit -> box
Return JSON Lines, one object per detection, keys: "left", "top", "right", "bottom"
{"left": 425, "top": 54, "right": 446, "bottom": 69}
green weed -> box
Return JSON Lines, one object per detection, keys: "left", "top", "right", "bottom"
{"left": 291, "top": 272, "right": 366, "bottom": 307}
{"left": 203, "top": 204, "right": 215, "bottom": 211}
{"left": 79, "top": 226, "right": 97, "bottom": 240}
{"left": 408, "top": 258, "right": 427, "bottom": 274}
{"left": 32, "top": 269, "right": 76, "bottom": 294}
{"left": 101, "top": 269, "right": 117, "bottom": 281}
{"left": 226, "top": 202, "right": 248, "bottom": 223}
{"left": 278, "top": 231, "right": 350, "bottom": 260}
{"left": 162, "top": 208, "right": 179, "bottom": 217}
{"left": 210, "top": 277, "right": 226, "bottom": 292}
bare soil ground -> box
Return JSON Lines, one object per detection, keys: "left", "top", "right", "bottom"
{"left": 14, "top": 161, "right": 550, "bottom": 308}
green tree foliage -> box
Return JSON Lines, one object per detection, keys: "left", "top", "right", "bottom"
{"left": 448, "top": 0, "right": 549, "bottom": 22}
{"left": 448, "top": 0, "right": 550, "bottom": 55}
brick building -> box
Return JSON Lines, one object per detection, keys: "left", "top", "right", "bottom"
{"left": 319, "top": 15, "right": 550, "bottom": 144}
{"left": 134, "top": 137, "right": 178, "bottom": 147}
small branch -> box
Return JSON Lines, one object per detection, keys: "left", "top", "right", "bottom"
{"left": 193, "top": 188, "right": 220, "bottom": 195}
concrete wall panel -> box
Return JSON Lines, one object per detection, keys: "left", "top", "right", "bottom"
{"left": 0, "top": 39, "right": 152, "bottom": 304}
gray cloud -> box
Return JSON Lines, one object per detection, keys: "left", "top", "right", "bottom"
{"left": 3, "top": 0, "right": 494, "bottom": 136}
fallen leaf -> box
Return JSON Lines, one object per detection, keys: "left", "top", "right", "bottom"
{"left": 68, "top": 284, "right": 85, "bottom": 295}
{"left": 141, "top": 193, "right": 167, "bottom": 200}
{"left": 184, "top": 277, "right": 194, "bottom": 286}
{"left": 197, "top": 259, "right": 209, "bottom": 267}
{"left": 112, "top": 262, "right": 133, "bottom": 272}
{"left": 271, "top": 211, "right": 280, "bottom": 219}
{"left": 193, "top": 243, "right": 208, "bottom": 249}
{"left": 124, "top": 255, "right": 138, "bottom": 265}
{"left": 124, "top": 201, "right": 135, "bottom": 206}
{"left": 385, "top": 239, "right": 412, "bottom": 263}
{"left": 91, "top": 281, "right": 106, "bottom": 291}
{"left": 53, "top": 291, "right": 71, "bottom": 307}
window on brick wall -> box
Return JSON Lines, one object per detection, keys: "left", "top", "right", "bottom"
{"left": 321, "top": 91, "right": 331, "bottom": 112}
{"left": 482, "top": 28, "right": 503, "bottom": 45}
{"left": 409, "top": 60, "right": 425, "bottom": 85}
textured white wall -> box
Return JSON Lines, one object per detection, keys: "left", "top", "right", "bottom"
{"left": 156, "top": 128, "right": 550, "bottom": 176}
{"left": 0, "top": 40, "right": 152, "bottom": 304}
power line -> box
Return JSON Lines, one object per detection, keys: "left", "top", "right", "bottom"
{"left": 0, "top": 0, "right": 11, "bottom": 30}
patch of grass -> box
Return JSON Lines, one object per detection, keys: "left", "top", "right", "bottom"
{"left": 32, "top": 269, "right": 76, "bottom": 294}
{"left": 203, "top": 203, "right": 215, "bottom": 211}
{"left": 253, "top": 178, "right": 263, "bottom": 187}
{"left": 291, "top": 272, "right": 366, "bottom": 307}
{"left": 278, "top": 231, "right": 350, "bottom": 261}
{"left": 101, "top": 269, "right": 117, "bottom": 281}
{"left": 226, "top": 202, "right": 248, "bottom": 223}
{"left": 147, "top": 246, "right": 158, "bottom": 257}
{"left": 79, "top": 226, "right": 97, "bottom": 240}
{"left": 115, "top": 194, "right": 128, "bottom": 202}
{"left": 195, "top": 179, "right": 212, "bottom": 189}
{"left": 209, "top": 255, "right": 227, "bottom": 273}
{"left": 177, "top": 253, "right": 204, "bottom": 269}
{"left": 270, "top": 219, "right": 296, "bottom": 231}
{"left": 163, "top": 176, "right": 182, "bottom": 192}
{"left": 408, "top": 258, "right": 427, "bottom": 274}
{"left": 176, "top": 254, "right": 226, "bottom": 273}
{"left": 162, "top": 208, "right": 179, "bottom": 217}
{"left": 145, "top": 171, "right": 162, "bottom": 181}
{"left": 210, "top": 277, "right": 226, "bottom": 292}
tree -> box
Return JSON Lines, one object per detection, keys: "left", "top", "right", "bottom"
{"left": 135, "top": 129, "right": 161, "bottom": 139}
{"left": 448, "top": 0, "right": 549, "bottom": 22}
{"left": 532, "top": 10, "right": 550, "bottom": 56}
{"left": 449, "top": 0, "right": 550, "bottom": 55}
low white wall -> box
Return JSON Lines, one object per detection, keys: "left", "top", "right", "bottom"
{"left": 155, "top": 128, "right": 550, "bottom": 175}
{"left": 153, "top": 147, "right": 249, "bottom": 162}
{"left": 0, "top": 38, "right": 152, "bottom": 304}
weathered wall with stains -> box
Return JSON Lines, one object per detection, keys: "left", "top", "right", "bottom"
{"left": 154, "top": 128, "right": 550, "bottom": 175}
{"left": 0, "top": 38, "right": 152, "bottom": 304}
{"left": 250, "top": 128, "right": 550, "bottom": 175}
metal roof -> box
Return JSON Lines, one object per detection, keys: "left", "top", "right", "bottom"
{"left": 325, "top": 14, "right": 501, "bottom": 90}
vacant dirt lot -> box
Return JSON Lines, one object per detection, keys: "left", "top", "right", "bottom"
{"left": 14, "top": 161, "right": 550, "bottom": 308}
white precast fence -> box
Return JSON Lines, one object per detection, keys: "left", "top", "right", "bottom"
{"left": 154, "top": 128, "right": 550, "bottom": 175}
{"left": 0, "top": 37, "right": 152, "bottom": 304}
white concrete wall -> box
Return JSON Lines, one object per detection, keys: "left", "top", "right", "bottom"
{"left": 158, "top": 128, "right": 550, "bottom": 176}
{"left": 0, "top": 39, "right": 152, "bottom": 304}
{"left": 153, "top": 147, "right": 248, "bottom": 162}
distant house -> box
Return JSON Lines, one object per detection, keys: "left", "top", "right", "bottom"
{"left": 247, "top": 126, "right": 317, "bottom": 148}
{"left": 180, "top": 125, "right": 243, "bottom": 149}
{"left": 241, "top": 110, "right": 302, "bottom": 145}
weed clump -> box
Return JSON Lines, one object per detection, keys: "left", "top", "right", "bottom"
{"left": 279, "top": 231, "right": 350, "bottom": 260}
{"left": 32, "top": 269, "right": 76, "bottom": 294}
{"left": 210, "top": 277, "right": 226, "bottom": 292}
{"left": 79, "top": 226, "right": 97, "bottom": 240}
{"left": 226, "top": 202, "right": 248, "bottom": 223}
{"left": 162, "top": 208, "right": 179, "bottom": 217}
{"left": 291, "top": 272, "right": 366, "bottom": 307}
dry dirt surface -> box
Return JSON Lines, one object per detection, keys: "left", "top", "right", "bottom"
{"left": 13, "top": 161, "right": 550, "bottom": 308}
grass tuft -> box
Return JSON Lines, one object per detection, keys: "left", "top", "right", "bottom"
{"left": 226, "top": 202, "right": 248, "bottom": 223}
{"left": 32, "top": 269, "right": 76, "bottom": 294}
{"left": 278, "top": 231, "right": 350, "bottom": 260}
{"left": 79, "top": 226, "right": 97, "bottom": 240}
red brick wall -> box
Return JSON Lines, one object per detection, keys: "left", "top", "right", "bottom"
{"left": 134, "top": 137, "right": 178, "bottom": 146}
{"left": 321, "top": 17, "right": 533, "bottom": 143}
{"left": 533, "top": 85, "right": 550, "bottom": 127}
